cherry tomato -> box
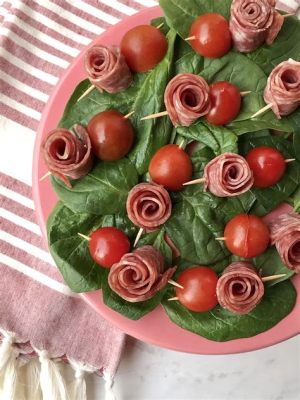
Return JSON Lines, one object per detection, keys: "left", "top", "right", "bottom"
{"left": 121, "top": 25, "right": 168, "bottom": 72}
{"left": 188, "top": 13, "right": 232, "bottom": 58}
{"left": 206, "top": 81, "right": 241, "bottom": 126}
{"left": 87, "top": 110, "right": 134, "bottom": 161}
{"left": 149, "top": 144, "right": 193, "bottom": 191}
{"left": 224, "top": 214, "right": 270, "bottom": 258}
{"left": 175, "top": 266, "right": 218, "bottom": 312}
{"left": 245, "top": 146, "right": 286, "bottom": 188}
{"left": 89, "top": 227, "right": 130, "bottom": 268}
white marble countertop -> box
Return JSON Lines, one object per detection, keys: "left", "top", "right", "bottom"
{"left": 87, "top": 334, "right": 300, "bottom": 400}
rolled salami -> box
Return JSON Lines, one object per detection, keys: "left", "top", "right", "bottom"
{"left": 42, "top": 125, "right": 93, "bottom": 188}
{"left": 229, "top": 0, "right": 284, "bottom": 52}
{"left": 164, "top": 73, "right": 211, "bottom": 127}
{"left": 216, "top": 262, "right": 264, "bottom": 314}
{"left": 269, "top": 213, "right": 300, "bottom": 273}
{"left": 108, "top": 245, "right": 176, "bottom": 302}
{"left": 264, "top": 59, "right": 300, "bottom": 118}
{"left": 203, "top": 153, "right": 254, "bottom": 197}
{"left": 126, "top": 183, "right": 172, "bottom": 232}
{"left": 84, "top": 45, "right": 132, "bottom": 93}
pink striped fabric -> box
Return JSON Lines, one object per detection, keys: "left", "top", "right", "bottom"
{"left": 0, "top": 0, "right": 157, "bottom": 389}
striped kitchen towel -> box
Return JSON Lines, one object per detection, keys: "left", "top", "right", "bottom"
{"left": 0, "top": 0, "right": 157, "bottom": 399}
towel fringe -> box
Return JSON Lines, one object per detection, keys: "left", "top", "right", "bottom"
{"left": 103, "top": 370, "right": 116, "bottom": 400}
{"left": 0, "top": 330, "right": 20, "bottom": 400}
{"left": 24, "top": 358, "right": 42, "bottom": 400}
{"left": 34, "top": 348, "right": 67, "bottom": 400}
{"left": 68, "top": 359, "right": 96, "bottom": 400}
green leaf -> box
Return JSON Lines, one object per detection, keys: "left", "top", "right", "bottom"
{"left": 50, "top": 158, "right": 139, "bottom": 215}
{"left": 254, "top": 248, "right": 294, "bottom": 287}
{"left": 177, "top": 121, "right": 238, "bottom": 155}
{"left": 128, "top": 28, "right": 177, "bottom": 174}
{"left": 163, "top": 280, "right": 296, "bottom": 342}
{"left": 159, "top": 0, "right": 231, "bottom": 39}
{"left": 239, "top": 136, "right": 300, "bottom": 214}
{"left": 175, "top": 50, "right": 293, "bottom": 136}
{"left": 47, "top": 202, "right": 104, "bottom": 292}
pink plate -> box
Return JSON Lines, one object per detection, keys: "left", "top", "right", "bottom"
{"left": 33, "top": 6, "right": 300, "bottom": 354}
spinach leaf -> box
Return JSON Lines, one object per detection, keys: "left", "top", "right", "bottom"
{"left": 101, "top": 227, "right": 173, "bottom": 320}
{"left": 50, "top": 158, "right": 138, "bottom": 215}
{"left": 246, "top": 17, "right": 300, "bottom": 75}
{"left": 163, "top": 280, "right": 296, "bottom": 341}
{"left": 159, "top": 0, "right": 231, "bottom": 39}
{"left": 177, "top": 121, "right": 238, "bottom": 155}
{"left": 47, "top": 202, "right": 104, "bottom": 292}
{"left": 254, "top": 248, "right": 294, "bottom": 287}
{"left": 175, "top": 51, "right": 293, "bottom": 136}
{"left": 128, "top": 28, "right": 177, "bottom": 174}
{"left": 240, "top": 136, "right": 300, "bottom": 214}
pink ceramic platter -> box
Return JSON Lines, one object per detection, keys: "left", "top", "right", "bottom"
{"left": 33, "top": 6, "right": 300, "bottom": 354}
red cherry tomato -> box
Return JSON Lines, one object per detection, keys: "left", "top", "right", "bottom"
{"left": 149, "top": 144, "right": 193, "bottom": 191}
{"left": 206, "top": 81, "right": 241, "bottom": 126}
{"left": 245, "top": 146, "right": 286, "bottom": 188}
{"left": 188, "top": 13, "right": 232, "bottom": 58}
{"left": 175, "top": 266, "right": 218, "bottom": 312}
{"left": 121, "top": 25, "right": 168, "bottom": 72}
{"left": 224, "top": 214, "right": 270, "bottom": 258}
{"left": 87, "top": 110, "right": 134, "bottom": 161}
{"left": 89, "top": 227, "right": 130, "bottom": 268}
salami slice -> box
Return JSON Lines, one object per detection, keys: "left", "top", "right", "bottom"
{"left": 203, "top": 153, "right": 254, "bottom": 197}
{"left": 269, "top": 213, "right": 300, "bottom": 273}
{"left": 216, "top": 262, "right": 264, "bottom": 314}
{"left": 42, "top": 125, "right": 93, "bottom": 188}
{"left": 164, "top": 73, "right": 211, "bottom": 127}
{"left": 108, "top": 245, "right": 176, "bottom": 302}
{"left": 126, "top": 183, "right": 172, "bottom": 232}
{"left": 264, "top": 59, "right": 300, "bottom": 118}
{"left": 84, "top": 45, "right": 132, "bottom": 94}
{"left": 229, "top": 0, "right": 284, "bottom": 52}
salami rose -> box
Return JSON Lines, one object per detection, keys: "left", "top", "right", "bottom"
{"left": 269, "top": 213, "right": 300, "bottom": 273}
{"left": 84, "top": 45, "right": 132, "bottom": 93}
{"left": 229, "top": 0, "right": 284, "bottom": 52}
{"left": 126, "top": 183, "right": 172, "bottom": 232}
{"left": 203, "top": 153, "right": 254, "bottom": 197}
{"left": 264, "top": 59, "right": 300, "bottom": 118}
{"left": 108, "top": 245, "right": 176, "bottom": 302}
{"left": 164, "top": 73, "right": 211, "bottom": 127}
{"left": 42, "top": 125, "right": 93, "bottom": 188}
{"left": 216, "top": 262, "right": 264, "bottom": 314}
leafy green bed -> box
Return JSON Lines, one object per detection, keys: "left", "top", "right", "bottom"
{"left": 46, "top": 1, "right": 300, "bottom": 342}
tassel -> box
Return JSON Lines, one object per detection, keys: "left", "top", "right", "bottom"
{"left": 103, "top": 370, "right": 116, "bottom": 400}
{"left": 25, "top": 358, "right": 42, "bottom": 400}
{"left": 68, "top": 359, "right": 97, "bottom": 400}
{"left": 35, "top": 348, "right": 67, "bottom": 400}
{"left": 0, "top": 330, "right": 20, "bottom": 400}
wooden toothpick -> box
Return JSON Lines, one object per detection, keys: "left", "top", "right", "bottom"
{"left": 285, "top": 158, "right": 296, "bottom": 163}
{"left": 261, "top": 273, "right": 286, "bottom": 282}
{"left": 240, "top": 91, "right": 251, "bottom": 97}
{"left": 77, "top": 85, "right": 96, "bottom": 102}
{"left": 168, "top": 297, "right": 179, "bottom": 301}
{"left": 140, "top": 110, "right": 169, "bottom": 121}
{"left": 251, "top": 103, "right": 273, "bottom": 118}
{"left": 282, "top": 13, "right": 295, "bottom": 18}
{"left": 168, "top": 279, "right": 184, "bottom": 289}
{"left": 183, "top": 177, "right": 206, "bottom": 186}
{"left": 215, "top": 237, "right": 226, "bottom": 241}
{"left": 185, "top": 36, "right": 196, "bottom": 41}
{"left": 78, "top": 233, "right": 91, "bottom": 241}
{"left": 156, "top": 22, "right": 164, "bottom": 29}
{"left": 39, "top": 171, "right": 52, "bottom": 181}
{"left": 124, "top": 111, "right": 134, "bottom": 119}
{"left": 178, "top": 140, "right": 186, "bottom": 150}
{"left": 134, "top": 228, "right": 144, "bottom": 247}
